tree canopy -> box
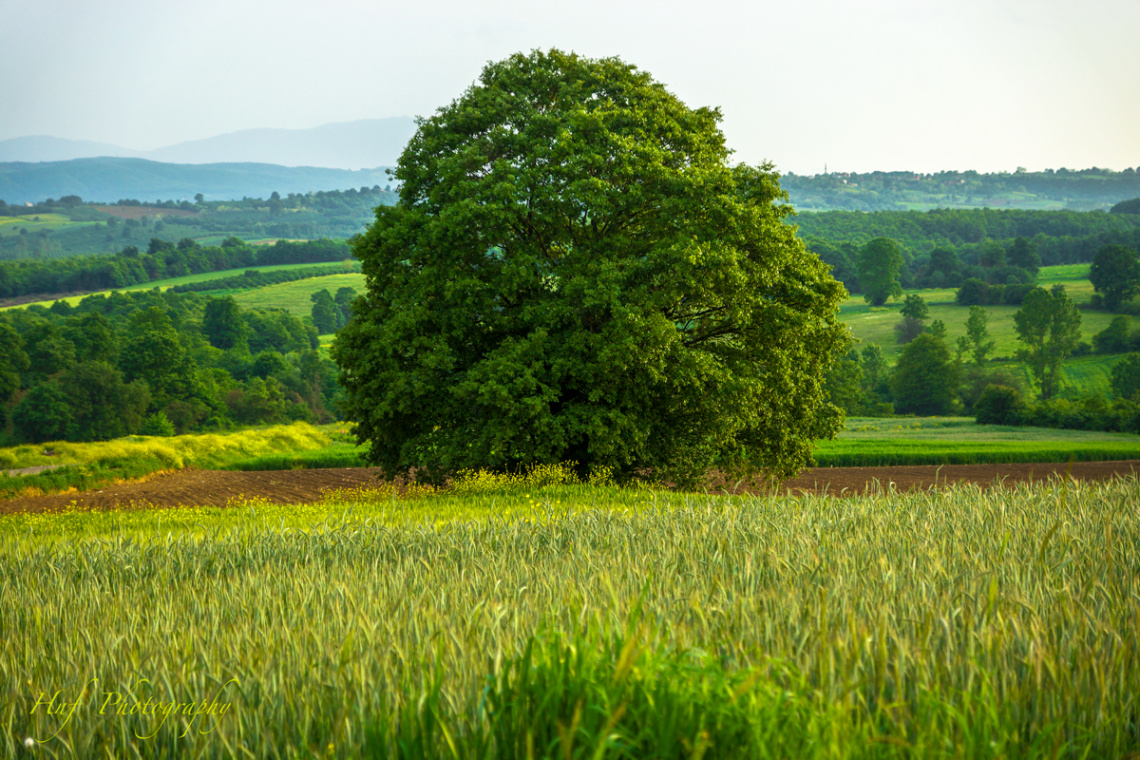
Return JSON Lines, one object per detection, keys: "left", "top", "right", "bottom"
{"left": 333, "top": 49, "right": 849, "bottom": 485}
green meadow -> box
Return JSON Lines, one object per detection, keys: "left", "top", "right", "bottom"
{"left": 2, "top": 469, "right": 1137, "bottom": 758}
{"left": 838, "top": 264, "right": 1120, "bottom": 365}
{"left": 225, "top": 272, "right": 366, "bottom": 318}
{"left": 0, "top": 213, "right": 91, "bottom": 236}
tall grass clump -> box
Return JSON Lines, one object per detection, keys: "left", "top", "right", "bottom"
{"left": 1, "top": 476, "right": 1138, "bottom": 757}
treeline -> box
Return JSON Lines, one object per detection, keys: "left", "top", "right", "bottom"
{"left": 171, "top": 261, "right": 361, "bottom": 294}
{"left": 798, "top": 208, "right": 1140, "bottom": 291}
{"left": 0, "top": 186, "right": 395, "bottom": 260}
{"left": 0, "top": 237, "right": 351, "bottom": 301}
{"left": 782, "top": 168, "right": 1140, "bottom": 212}
{"left": 0, "top": 288, "right": 347, "bottom": 444}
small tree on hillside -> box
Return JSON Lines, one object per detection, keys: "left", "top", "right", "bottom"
{"left": 857, "top": 238, "right": 905, "bottom": 306}
{"left": 310, "top": 289, "right": 339, "bottom": 335}
{"left": 965, "top": 305, "right": 995, "bottom": 365}
{"left": 890, "top": 333, "right": 959, "bottom": 415}
{"left": 1013, "top": 285, "right": 1081, "bottom": 400}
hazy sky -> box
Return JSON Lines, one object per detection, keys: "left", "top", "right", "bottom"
{"left": 2, "top": 0, "right": 1137, "bottom": 175}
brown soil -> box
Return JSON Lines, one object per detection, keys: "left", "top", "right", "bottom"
{"left": 3, "top": 461, "right": 1138, "bottom": 516}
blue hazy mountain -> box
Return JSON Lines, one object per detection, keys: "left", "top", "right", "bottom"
{"left": 0, "top": 157, "right": 396, "bottom": 204}
{"left": 0, "top": 118, "right": 416, "bottom": 169}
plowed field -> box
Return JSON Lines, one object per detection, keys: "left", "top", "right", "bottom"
{"left": 3, "top": 460, "right": 1138, "bottom": 515}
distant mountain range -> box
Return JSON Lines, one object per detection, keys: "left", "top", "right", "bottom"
{"left": 0, "top": 118, "right": 417, "bottom": 169}
{"left": 0, "top": 158, "right": 395, "bottom": 204}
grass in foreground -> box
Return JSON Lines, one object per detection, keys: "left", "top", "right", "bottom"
{"left": 1, "top": 472, "right": 1137, "bottom": 758}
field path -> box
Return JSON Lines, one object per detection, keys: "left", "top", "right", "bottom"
{"left": 3, "top": 460, "right": 1139, "bottom": 515}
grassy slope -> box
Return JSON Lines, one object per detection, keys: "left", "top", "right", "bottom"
{"left": 0, "top": 260, "right": 356, "bottom": 311}
{"left": 226, "top": 272, "right": 366, "bottom": 318}
{"left": 0, "top": 422, "right": 336, "bottom": 497}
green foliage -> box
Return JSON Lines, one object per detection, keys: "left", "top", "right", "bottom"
{"left": 890, "top": 333, "right": 959, "bottom": 415}
{"left": 955, "top": 277, "right": 991, "bottom": 306}
{"left": 1092, "top": 315, "right": 1134, "bottom": 354}
{"left": 0, "top": 288, "right": 343, "bottom": 443}
{"left": 309, "top": 288, "right": 338, "bottom": 334}
{"left": 1006, "top": 236, "right": 1041, "bottom": 275}
{"left": 965, "top": 305, "right": 996, "bottom": 364}
{"left": 1110, "top": 353, "right": 1140, "bottom": 400}
{"left": 1089, "top": 243, "right": 1140, "bottom": 311}
{"left": 893, "top": 314, "right": 926, "bottom": 344}
{"left": 58, "top": 361, "right": 149, "bottom": 440}
{"left": 335, "top": 49, "right": 848, "bottom": 485}
{"left": 899, "top": 293, "right": 929, "bottom": 320}
{"left": 140, "top": 411, "right": 176, "bottom": 437}
{"left": 0, "top": 322, "right": 28, "bottom": 402}
{"left": 973, "top": 384, "right": 1024, "bottom": 425}
{"left": 202, "top": 296, "right": 248, "bottom": 350}
{"left": 856, "top": 237, "right": 904, "bottom": 306}
{"left": 11, "top": 382, "right": 71, "bottom": 443}
{"left": 1014, "top": 285, "right": 1083, "bottom": 400}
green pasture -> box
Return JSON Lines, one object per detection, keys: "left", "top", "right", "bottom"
{"left": 0, "top": 213, "right": 82, "bottom": 236}
{"left": 839, "top": 265, "right": 1117, "bottom": 364}
{"left": 987, "top": 353, "right": 1125, "bottom": 399}
{"left": 226, "top": 272, "right": 366, "bottom": 318}
{"left": 2, "top": 473, "right": 1137, "bottom": 757}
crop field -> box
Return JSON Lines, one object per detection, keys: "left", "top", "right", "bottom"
{"left": 2, "top": 469, "right": 1137, "bottom": 758}
{"left": 817, "top": 416, "right": 1140, "bottom": 466}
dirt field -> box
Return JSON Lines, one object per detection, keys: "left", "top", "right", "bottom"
{"left": 3, "top": 460, "right": 1138, "bottom": 515}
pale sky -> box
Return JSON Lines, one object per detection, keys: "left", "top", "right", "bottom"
{"left": 2, "top": 0, "right": 1137, "bottom": 175}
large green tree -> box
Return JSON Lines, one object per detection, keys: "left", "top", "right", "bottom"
{"left": 857, "top": 237, "right": 904, "bottom": 306}
{"left": 1013, "top": 285, "right": 1082, "bottom": 400}
{"left": 1089, "top": 244, "right": 1140, "bottom": 311}
{"left": 333, "top": 49, "right": 849, "bottom": 485}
